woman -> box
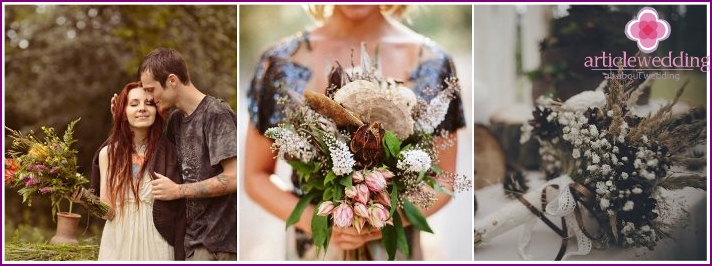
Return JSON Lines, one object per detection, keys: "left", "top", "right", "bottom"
{"left": 87, "top": 82, "right": 185, "bottom": 260}
{"left": 244, "top": 5, "right": 466, "bottom": 260}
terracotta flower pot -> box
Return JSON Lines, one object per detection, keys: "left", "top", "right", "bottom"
{"left": 49, "top": 212, "right": 81, "bottom": 245}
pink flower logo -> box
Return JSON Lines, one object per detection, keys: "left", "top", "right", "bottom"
{"left": 625, "top": 7, "right": 670, "bottom": 53}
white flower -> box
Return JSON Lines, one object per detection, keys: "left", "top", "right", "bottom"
{"left": 600, "top": 198, "right": 610, "bottom": 209}
{"left": 605, "top": 180, "right": 613, "bottom": 186}
{"left": 622, "top": 201, "right": 635, "bottom": 211}
{"left": 265, "top": 127, "right": 315, "bottom": 163}
{"left": 572, "top": 149, "right": 581, "bottom": 159}
{"left": 621, "top": 172, "right": 629, "bottom": 180}
{"left": 397, "top": 149, "right": 432, "bottom": 173}
{"left": 641, "top": 225, "right": 651, "bottom": 232}
{"left": 592, "top": 154, "right": 601, "bottom": 164}
{"left": 632, "top": 187, "right": 642, "bottom": 194}
{"left": 561, "top": 90, "right": 606, "bottom": 111}
{"left": 607, "top": 110, "right": 614, "bottom": 117}
{"left": 323, "top": 134, "right": 355, "bottom": 176}
{"left": 600, "top": 164, "right": 612, "bottom": 175}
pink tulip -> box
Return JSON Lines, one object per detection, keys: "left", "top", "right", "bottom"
{"left": 316, "top": 201, "right": 335, "bottom": 216}
{"left": 353, "top": 216, "right": 366, "bottom": 234}
{"left": 368, "top": 203, "right": 390, "bottom": 229}
{"left": 376, "top": 168, "right": 395, "bottom": 179}
{"left": 353, "top": 202, "right": 370, "bottom": 218}
{"left": 344, "top": 186, "right": 357, "bottom": 198}
{"left": 352, "top": 171, "right": 364, "bottom": 183}
{"left": 375, "top": 191, "right": 392, "bottom": 207}
{"left": 354, "top": 184, "right": 370, "bottom": 204}
{"left": 365, "top": 171, "right": 387, "bottom": 192}
{"left": 332, "top": 203, "right": 354, "bottom": 227}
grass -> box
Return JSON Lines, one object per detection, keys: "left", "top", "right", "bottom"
{"left": 4, "top": 221, "right": 101, "bottom": 261}
{"left": 5, "top": 243, "right": 99, "bottom": 261}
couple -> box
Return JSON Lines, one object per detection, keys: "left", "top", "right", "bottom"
{"left": 80, "top": 48, "right": 237, "bottom": 260}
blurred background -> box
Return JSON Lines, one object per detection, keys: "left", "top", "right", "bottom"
{"left": 239, "top": 5, "right": 474, "bottom": 261}
{"left": 3, "top": 5, "right": 237, "bottom": 245}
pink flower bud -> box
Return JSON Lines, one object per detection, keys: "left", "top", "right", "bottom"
{"left": 353, "top": 202, "right": 370, "bottom": 218}
{"left": 352, "top": 171, "right": 364, "bottom": 183}
{"left": 316, "top": 201, "right": 335, "bottom": 216}
{"left": 368, "top": 203, "right": 390, "bottom": 229}
{"left": 365, "top": 171, "right": 387, "bottom": 192}
{"left": 332, "top": 203, "right": 354, "bottom": 227}
{"left": 376, "top": 168, "right": 395, "bottom": 179}
{"left": 353, "top": 216, "right": 366, "bottom": 234}
{"left": 344, "top": 186, "right": 357, "bottom": 198}
{"left": 354, "top": 184, "right": 370, "bottom": 204}
{"left": 375, "top": 191, "right": 392, "bottom": 207}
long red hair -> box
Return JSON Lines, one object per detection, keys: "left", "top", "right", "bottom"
{"left": 105, "top": 82, "right": 163, "bottom": 216}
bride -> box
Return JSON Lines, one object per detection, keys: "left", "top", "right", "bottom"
{"left": 244, "top": 5, "right": 466, "bottom": 260}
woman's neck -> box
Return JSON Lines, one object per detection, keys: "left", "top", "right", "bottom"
{"left": 132, "top": 130, "right": 148, "bottom": 151}
{"left": 320, "top": 10, "right": 392, "bottom": 42}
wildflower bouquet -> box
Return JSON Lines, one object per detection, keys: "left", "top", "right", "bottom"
{"left": 265, "top": 48, "right": 469, "bottom": 260}
{"left": 475, "top": 74, "right": 706, "bottom": 260}
{"left": 5, "top": 118, "right": 109, "bottom": 219}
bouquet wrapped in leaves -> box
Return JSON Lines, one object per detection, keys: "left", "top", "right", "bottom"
{"left": 5, "top": 118, "right": 109, "bottom": 219}
{"left": 265, "top": 47, "right": 469, "bottom": 260}
{"left": 475, "top": 72, "right": 706, "bottom": 260}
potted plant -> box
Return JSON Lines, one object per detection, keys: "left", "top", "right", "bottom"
{"left": 5, "top": 118, "right": 108, "bottom": 245}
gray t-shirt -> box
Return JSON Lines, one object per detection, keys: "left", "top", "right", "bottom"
{"left": 167, "top": 95, "right": 237, "bottom": 256}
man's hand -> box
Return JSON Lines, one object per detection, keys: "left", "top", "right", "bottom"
{"left": 331, "top": 226, "right": 382, "bottom": 250}
{"left": 150, "top": 172, "right": 181, "bottom": 200}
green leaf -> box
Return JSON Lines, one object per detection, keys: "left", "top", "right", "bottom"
{"left": 289, "top": 161, "right": 314, "bottom": 178}
{"left": 403, "top": 201, "right": 433, "bottom": 233}
{"left": 322, "top": 187, "right": 333, "bottom": 201}
{"left": 392, "top": 211, "right": 409, "bottom": 258}
{"left": 389, "top": 184, "right": 399, "bottom": 217}
{"left": 338, "top": 174, "right": 353, "bottom": 188}
{"left": 285, "top": 192, "right": 316, "bottom": 230}
{"left": 383, "top": 130, "right": 402, "bottom": 159}
{"left": 311, "top": 208, "right": 330, "bottom": 255}
{"left": 380, "top": 224, "right": 397, "bottom": 261}
{"left": 332, "top": 185, "right": 342, "bottom": 201}
{"left": 323, "top": 171, "right": 337, "bottom": 186}
{"left": 432, "top": 181, "right": 453, "bottom": 196}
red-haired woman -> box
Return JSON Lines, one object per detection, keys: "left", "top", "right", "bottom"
{"left": 92, "top": 82, "right": 185, "bottom": 260}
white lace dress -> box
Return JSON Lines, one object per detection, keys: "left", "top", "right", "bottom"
{"left": 98, "top": 174, "right": 173, "bottom": 261}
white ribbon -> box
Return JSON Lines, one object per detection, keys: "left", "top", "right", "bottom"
{"left": 516, "top": 175, "right": 592, "bottom": 260}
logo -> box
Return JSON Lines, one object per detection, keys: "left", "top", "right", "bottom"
{"left": 625, "top": 7, "right": 671, "bottom": 53}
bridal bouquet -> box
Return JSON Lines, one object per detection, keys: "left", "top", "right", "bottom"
{"left": 265, "top": 48, "right": 469, "bottom": 260}
{"left": 5, "top": 118, "right": 109, "bottom": 219}
{"left": 475, "top": 75, "right": 706, "bottom": 259}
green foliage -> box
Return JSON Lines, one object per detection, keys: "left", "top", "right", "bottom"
{"left": 5, "top": 118, "right": 88, "bottom": 219}
{"left": 5, "top": 243, "right": 99, "bottom": 261}
{"left": 380, "top": 211, "right": 409, "bottom": 260}
{"left": 402, "top": 201, "right": 434, "bottom": 234}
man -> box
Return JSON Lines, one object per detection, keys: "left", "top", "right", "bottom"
{"left": 140, "top": 48, "right": 237, "bottom": 261}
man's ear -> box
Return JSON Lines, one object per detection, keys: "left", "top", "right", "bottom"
{"left": 166, "top": 74, "right": 178, "bottom": 87}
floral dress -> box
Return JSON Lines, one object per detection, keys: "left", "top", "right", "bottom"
{"left": 247, "top": 31, "right": 466, "bottom": 260}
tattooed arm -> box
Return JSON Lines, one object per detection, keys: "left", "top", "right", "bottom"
{"left": 151, "top": 157, "right": 237, "bottom": 200}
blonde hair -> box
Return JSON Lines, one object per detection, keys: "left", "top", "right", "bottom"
{"left": 306, "top": 5, "right": 409, "bottom": 22}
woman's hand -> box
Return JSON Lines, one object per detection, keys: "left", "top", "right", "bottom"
{"left": 330, "top": 226, "right": 382, "bottom": 250}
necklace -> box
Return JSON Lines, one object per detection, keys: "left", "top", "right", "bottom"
{"left": 135, "top": 143, "right": 147, "bottom": 154}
